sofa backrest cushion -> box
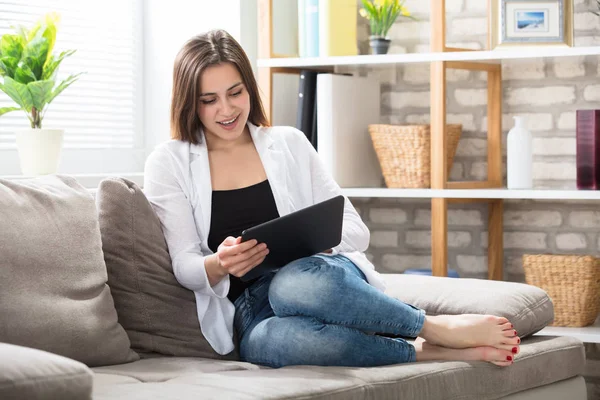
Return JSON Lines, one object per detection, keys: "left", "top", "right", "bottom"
{"left": 383, "top": 274, "right": 554, "bottom": 337}
{"left": 0, "top": 175, "right": 138, "bottom": 367}
{"left": 95, "top": 177, "right": 238, "bottom": 360}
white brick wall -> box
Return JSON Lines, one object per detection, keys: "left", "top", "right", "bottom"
{"left": 414, "top": 209, "right": 483, "bottom": 226}
{"left": 557, "top": 112, "right": 576, "bottom": 130}
{"left": 502, "top": 232, "right": 547, "bottom": 250}
{"left": 381, "top": 254, "right": 431, "bottom": 272}
{"left": 502, "top": 60, "right": 545, "bottom": 80}
{"left": 382, "top": 91, "right": 429, "bottom": 109}
{"left": 504, "top": 211, "right": 562, "bottom": 227}
{"left": 569, "top": 211, "right": 600, "bottom": 228}
{"left": 584, "top": 85, "right": 600, "bottom": 102}
{"left": 370, "top": 231, "right": 399, "bottom": 248}
{"left": 370, "top": 208, "right": 408, "bottom": 224}
{"left": 556, "top": 233, "right": 587, "bottom": 250}
{"left": 450, "top": 18, "right": 487, "bottom": 36}
{"left": 533, "top": 138, "right": 576, "bottom": 156}
{"left": 482, "top": 113, "right": 553, "bottom": 133}
{"left": 554, "top": 57, "right": 586, "bottom": 78}
{"left": 533, "top": 162, "right": 576, "bottom": 180}
{"left": 455, "top": 89, "right": 487, "bottom": 106}
{"left": 456, "top": 255, "right": 486, "bottom": 273}
{"left": 406, "top": 230, "right": 471, "bottom": 248}
{"left": 456, "top": 138, "right": 487, "bottom": 157}
{"left": 506, "top": 87, "right": 576, "bottom": 106}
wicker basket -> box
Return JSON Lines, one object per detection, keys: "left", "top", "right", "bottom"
{"left": 368, "top": 124, "right": 462, "bottom": 188}
{"left": 523, "top": 254, "right": 600, "bottom": 327}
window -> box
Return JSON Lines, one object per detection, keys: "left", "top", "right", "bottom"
{"left": 0, "top": 0, "right": 144, "bottom": 175}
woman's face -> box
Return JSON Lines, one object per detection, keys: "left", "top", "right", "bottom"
{"left": 197, "top": 62, "right": 251, "bottom": 145}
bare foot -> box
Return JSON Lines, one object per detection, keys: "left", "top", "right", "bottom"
{"left": 418, "top": 314, "right": 521, "bottom": 349}
{"left": 413, "top": 337, "right": 516, "bottom": 367}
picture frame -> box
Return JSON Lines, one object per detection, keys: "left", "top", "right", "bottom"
{"left": 489, "top": 0, "right": 573, "bottom": 49}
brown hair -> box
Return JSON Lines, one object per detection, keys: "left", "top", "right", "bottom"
{"left": 170, "top": 29, "right": 269, "bottom": 144}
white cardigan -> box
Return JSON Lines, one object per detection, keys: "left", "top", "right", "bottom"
{"left": 143, "top": 123, "right": 386, "bottom": 355}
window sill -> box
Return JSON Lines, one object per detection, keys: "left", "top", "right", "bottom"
{"left": 0, "top": 172, "right": 144, "bottom": 189}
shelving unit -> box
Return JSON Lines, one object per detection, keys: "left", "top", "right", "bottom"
{"left": 341, "top": 188, "right": 600, "bottom": 201}
{"left": 257, "top": 46, "right": 600, "bottom": 68}
{"left": 257, "top": 0, "right": 504, "bottom": 280}
{"left": 256, "top": 0, "right": 600, "bottom": 342}
{"left": 535, "top": 318, "right": 600, "bottom": 344}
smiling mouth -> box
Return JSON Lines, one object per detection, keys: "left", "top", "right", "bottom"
{"left": 217, "top": 115, "right": 239, "bottom": 126}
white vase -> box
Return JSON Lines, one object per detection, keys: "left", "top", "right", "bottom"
{"left": 15, "top": 128, "right": 65, "bottom": 176}
{"left": 506, "top": 116, "right": 533, "bottom": 189}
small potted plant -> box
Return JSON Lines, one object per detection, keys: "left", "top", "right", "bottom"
{"left": 0, "top": 12, "right": 83, "bottom": 175}
{"left": 359, "top": 0, "right": 414, "bottom": 55}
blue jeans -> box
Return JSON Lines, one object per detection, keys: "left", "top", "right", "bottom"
{"left": 233, "top": 254, "right": 426, "bottom": 368}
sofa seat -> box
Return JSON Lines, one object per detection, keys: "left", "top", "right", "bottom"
{"left": 91, "top": 336, "right": 585, "bottom": 400}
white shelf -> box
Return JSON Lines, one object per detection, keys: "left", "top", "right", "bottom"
{"left": 258, "top": 46, "right": 600, "bottom": 69}
{"left": 341, "top": 188, "right": 600, "bottom": 201}
{"left": 534, "top": 319, "right": 600, "bottom": 343}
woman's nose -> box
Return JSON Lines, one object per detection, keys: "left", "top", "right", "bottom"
{"left": 219, "top": 98, "right": 234, "bottom": 116}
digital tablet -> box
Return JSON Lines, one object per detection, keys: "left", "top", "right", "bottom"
{"left": 240, "top": 195, "right": 345, "bottom": 281}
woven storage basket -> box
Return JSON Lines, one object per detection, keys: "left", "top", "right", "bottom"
{"left": 368, "top": 124, "right": 462, "bottom": 188}
{"left": 523, "top": 254, "right": 600, "bottom": 327}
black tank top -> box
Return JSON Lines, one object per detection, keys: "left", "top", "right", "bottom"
{"left": 208, "top": 180, "right": 280, "bottom": 302}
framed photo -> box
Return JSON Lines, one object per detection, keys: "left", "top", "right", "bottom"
{"left": 489, "top": 0, "right": 573, "bottom": 49}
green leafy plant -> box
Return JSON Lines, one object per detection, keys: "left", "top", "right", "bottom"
{"left": 359, "top": 0, "right": 415, "bottom": 39}
{"left": 0, "top": 12, "right": 83, "bottom": 128}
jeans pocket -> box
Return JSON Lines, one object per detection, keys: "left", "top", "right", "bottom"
{"left": 234, "top": 289, "right": 255, "bottom": 339}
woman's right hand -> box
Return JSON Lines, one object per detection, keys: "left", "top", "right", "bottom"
{"left": 215, "top": 236, "right": 269, "bottom": 278}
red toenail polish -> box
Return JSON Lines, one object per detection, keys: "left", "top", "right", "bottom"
{"left": 512, "top": 347, "right": 517, "bottom": 353}
{"left": 507, "top": 356, "right": 513, "bottom": 361}
{"left": 510, "top": 324, "right": 513, "bottom": 328}
{"left": 517, "top": 338, "right": 520, "bottom": 344}
{"left": 514, "top": 330, "right": 517, "bottom": 336}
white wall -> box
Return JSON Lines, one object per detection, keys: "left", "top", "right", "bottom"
{"left": 143, "top": 0, "right": 242, "bottom": 157}
{"left": 143, "top": 0, "right": 300, "bottom": 158}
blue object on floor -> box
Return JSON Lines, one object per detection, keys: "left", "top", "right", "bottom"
{"left": 404, "top": 268, "right": 460, "bottom": 278}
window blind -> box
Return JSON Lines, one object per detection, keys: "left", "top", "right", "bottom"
{"left": 0, "top": 0, "right": 142, "bottom": 149}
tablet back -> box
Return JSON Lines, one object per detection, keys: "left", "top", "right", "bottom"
{"left": 240, "top": 195, "right": 345, "bottom": 281}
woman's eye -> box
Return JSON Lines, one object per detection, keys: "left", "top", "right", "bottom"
{"left": 231, "top": 90, "right": 242, "bottom": 97}
{"left": 201, "top": 99, "right": 216, "bottom": 105}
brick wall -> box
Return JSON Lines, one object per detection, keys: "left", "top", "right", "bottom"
{"left": 348, "top": 0, "right": 600, "bottom": 395}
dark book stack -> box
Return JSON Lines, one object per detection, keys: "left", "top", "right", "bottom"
{"left": 576, "top": 109, "right": 600, "bottom": 189}
{"left": 296, "top": 70, "right": 319, "bottom": 150}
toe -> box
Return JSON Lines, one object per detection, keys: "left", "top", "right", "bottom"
{"left": 495, "top": 316, "right": 509, "bottom": 325}
{"left": 491, "top": 360, "right": 513, "bottom": 367}
{"left": 500, "top": 322, "right": 513, "bottom": 331}
{"left": 496, "top": 344, "right": 520, "bottom": 355}
{"left": 501, "top": 336, "right": 521, "bottom": 345}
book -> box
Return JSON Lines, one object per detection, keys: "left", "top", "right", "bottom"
{"left": 298, "top": 0, "right": 306, "bottom": 57}
{"left": 576, "top": 109, "right": 600, "bottom": 190}
{"left": 318, "top": 0, "right": 358, "bottom": 57}
{"left": 316, "top": 74, "right": 383, "bottom": 187}
{"left": 304, "top": 0, "right": 319, "bottom": 57}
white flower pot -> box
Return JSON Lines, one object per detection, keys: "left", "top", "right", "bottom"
{"left": 15, "top": 128, "right": 65, "bottom": 176}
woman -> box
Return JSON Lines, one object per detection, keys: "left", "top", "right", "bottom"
{"left": 144, "top": 29, "right": 520, "bottom": 368}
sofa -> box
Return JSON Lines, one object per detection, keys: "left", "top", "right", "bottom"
{"left": 0, "top": 175, "right": 588, "bottom": 400}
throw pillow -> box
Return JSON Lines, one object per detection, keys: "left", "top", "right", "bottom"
{"left": 95, "top": 177, "right": 238, "bottom": 360}
{"left": 383, "top": 274, "right": 554, "bottom": 337}
{"left": 0, "top": 175, "right": 138, "bottom": 367}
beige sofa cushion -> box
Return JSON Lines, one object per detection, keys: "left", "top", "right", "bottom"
{"left": 0, "top": 175, "right": 137, "bottom": 367}
{"left": 383, "top": 274, "right": 554, "bottom": 337}
{"left": 95, "top": 177, "right": 238, "bottom": 360}
{"left": 91, "top": 336, "right": 584, "bottom": 400}
{"left": 0, "top": 343, "right": 93, "bottom": 400}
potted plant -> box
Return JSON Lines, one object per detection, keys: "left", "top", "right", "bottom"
{"left": 359, "top": 0, "right": 414, "bottom": 55}
{"left": 0, "top": 12, "right": 83, "bottom": 176}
